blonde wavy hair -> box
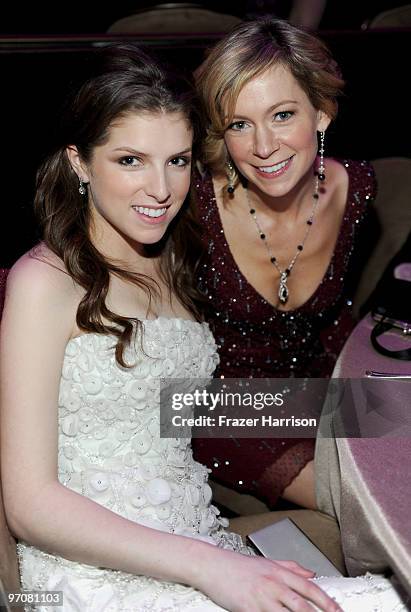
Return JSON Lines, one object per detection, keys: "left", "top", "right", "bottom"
{"left": 195, "top": 17, "right": 344, "bottom": 191}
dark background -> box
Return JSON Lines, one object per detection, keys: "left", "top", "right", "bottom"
{"left": 0, "top": 2, "right": 409, "bottom": 34}
{"left": 0, "top": 2, "right": 409, "bottom": 267}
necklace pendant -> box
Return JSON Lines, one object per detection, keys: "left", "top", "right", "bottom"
{"left": 278, "top": 272, "right": 289, "bottom": 304}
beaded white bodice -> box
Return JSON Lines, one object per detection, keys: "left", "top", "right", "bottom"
{"left": 17, "top": 318, "right": 248, "bottom": 611}
{"left": 17, "top": 318, "right": 407, "bottom": 611}
{"left": 56, "top": 317, "right": 231, "bottom": 540}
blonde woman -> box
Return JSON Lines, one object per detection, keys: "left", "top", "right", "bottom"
{"left": 193, "top": 18, "right": 376, "bottom": 510}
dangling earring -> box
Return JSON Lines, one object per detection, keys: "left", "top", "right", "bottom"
{"left": 226, "top": 159, "right": 235, "bottom": 194}
{"left": 78, "top": 177, "right": 87, "bottom": 196}
{"left": 317, "top": 131, "right": 326, "bottom": 181}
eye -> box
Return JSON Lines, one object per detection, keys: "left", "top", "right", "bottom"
{"left": 169, "top": 156, "right": 191, "bottom": 167}
{"left": 119, "top": 156, "right": 140, "bottom": 167}
{"left": 274, "top": 111, "right": 294, "bottom": 122}
{"left": 228, "top": 121, "right": 248, "bottom": 131}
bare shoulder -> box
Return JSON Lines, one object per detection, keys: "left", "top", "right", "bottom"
{"left": 326, "top": 158, "right": 349, "bottom": 188}
{"left": 8, "top": 244, "right": 76, "bottom": 297}
{"left": 5, "top": 244, "right": 81, "bottom": 337}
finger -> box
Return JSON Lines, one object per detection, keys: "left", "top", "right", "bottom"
{"left": 265, "top": 603, "right": 287, "bottom": 612}
{"left": 275, "top": 560, "right": 315, "bottom": 578}
{"left": 282, "top": 574, "right": 341, "bottom": 612}
{"left": 281, "top": 592, "right": 317, "bottom": 611}
{"left": 258, "top": 588, "right": 294, "bottom": 612}
{"left": 252, "top": 587, "right": 288, "bottom": 612}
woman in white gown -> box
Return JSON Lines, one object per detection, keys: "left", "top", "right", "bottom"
{"left": 0, "top": 44, "right": 405, "bottom": 612}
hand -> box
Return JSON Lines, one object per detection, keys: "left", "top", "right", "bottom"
{"left": 194, "top": 548, "right": 342, "bottom": 612}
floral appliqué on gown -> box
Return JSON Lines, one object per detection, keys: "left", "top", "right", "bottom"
{"left": 17, "top": 318, "right": 406, "bottom": 611}
{"left": 18, "top": 319, "right": 248, "bottom": 611}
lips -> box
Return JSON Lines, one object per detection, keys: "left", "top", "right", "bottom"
{"left": 254, "top": 156, "right": 293, "bottom": 179}
{"left": 132, "top": 206, "right": 168, "bottom": 218}
{"left": 131, "top": 205, "right": 170, "bottom": 225}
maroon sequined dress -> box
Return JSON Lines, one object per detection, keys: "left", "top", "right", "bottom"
{"left": 192, "top": 160, "right": 376, "bottom": 506}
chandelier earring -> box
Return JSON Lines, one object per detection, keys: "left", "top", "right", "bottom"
{"left": 78, "top": 177, "right": 87, "bottom": 196}
{"left": 226, "top": 159, "right": 236, "bottom": 194}
{"left": 317, "top": 130, "right": 326, "bottom": 181}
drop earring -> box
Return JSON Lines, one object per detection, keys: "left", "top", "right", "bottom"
{"left": 226, "top": 159, "right": 235, "bottom": 194}
{"left": 78, "top": 178, "right": 87, "bottom": 196}
{"left": 317, "top": 131, "right": 326, "bottom": 181}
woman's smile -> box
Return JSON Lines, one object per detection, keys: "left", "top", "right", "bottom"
{"left": 131, "top": 204, "right": 170, "bottom": 224}
{"left": 253, "top": 156, "right": 294, "bottom": 179}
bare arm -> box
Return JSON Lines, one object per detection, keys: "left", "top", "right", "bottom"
{"left": 0, "top": 483, "right": 21, "bottom": 596}
{"left": 0, "top": 255, "right": 207, "bottom": 585}
{"left": 0, "top": 253, "right": 340, "bottom": 612}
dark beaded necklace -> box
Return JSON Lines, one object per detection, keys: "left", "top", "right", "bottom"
{"left": 246, "top": 172, "right": 321, "bottom": 305}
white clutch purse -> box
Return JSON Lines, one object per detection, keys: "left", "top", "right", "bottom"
{"left": 247, "top": 517, "right": 343, "bottom": 577}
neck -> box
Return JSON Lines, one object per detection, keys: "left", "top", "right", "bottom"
{"left": 90, "top": 220, "right": 160, "bottom": 272}
{"left": 247, "top": 162, "right": 317, "bottom": 221}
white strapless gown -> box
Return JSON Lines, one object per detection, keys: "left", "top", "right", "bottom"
{"left": 17, "top": 319, "right": 406, "bottom": 611}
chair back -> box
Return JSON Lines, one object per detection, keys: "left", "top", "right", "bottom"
{"left": 353, "top": 157, "right": 411, "bottom": 315}
{"left": 107, "top": 5, "right": 241, "bottom": 34}
{"left": 366, "top": 4, "right": 411, "bottom": 28}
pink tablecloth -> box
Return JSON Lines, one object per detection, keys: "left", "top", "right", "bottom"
{"left": 316, "top": 313, "right": 411, "bottom": 596}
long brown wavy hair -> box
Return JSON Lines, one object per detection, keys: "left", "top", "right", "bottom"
{"left": 34, "top": 44, "right": 204, "bottom": 366}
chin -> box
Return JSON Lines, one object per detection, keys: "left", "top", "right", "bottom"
{"left": 140, "top": 231, "right": 168, "bottom": 246}
{"left": 256, "top": 181, "right": 294, "bottom": 198}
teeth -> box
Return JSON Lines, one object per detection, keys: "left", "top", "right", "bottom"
{"left": 259, "top": 159, "right": 289, "bottom": 174}
{"left": 133, "top": 206, "right": 167, "bottom": 218}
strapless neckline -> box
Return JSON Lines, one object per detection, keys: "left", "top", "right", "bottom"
{"left": 66, "top": 317, "right": 209, "bottom": 350}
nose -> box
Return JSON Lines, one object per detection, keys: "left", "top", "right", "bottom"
{"left": 144, "top": 166, "right": 171, "bottom": 203}
{"left": 253, "top": 125, "right": 280, "bottom": 159}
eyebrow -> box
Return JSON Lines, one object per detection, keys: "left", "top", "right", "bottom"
{"left": 232, "top": 100, "right": 298, "bottom": 119}
{"left": 113, "top": 147, "right": 192, "bottom": 156}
